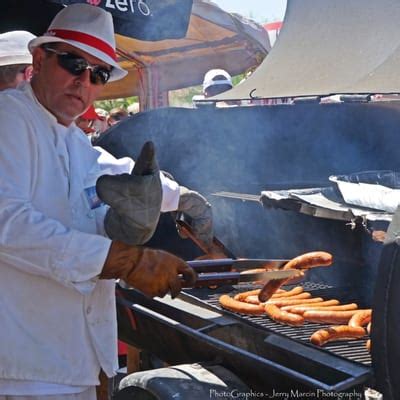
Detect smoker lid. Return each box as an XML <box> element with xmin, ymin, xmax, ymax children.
<box><xmin>330</xmin><ymin>171</ymin><xmax>400</xmax><ymax>213</ymax></box>
<box><xmin>214</xmin><ymin>0</ymin><xmax>400</xmax><ymax>101</ymax></box>
<box><xmin>260</xmin><ymin>186</ymin><xmax>393</xmax><ymax>223</ymax></box>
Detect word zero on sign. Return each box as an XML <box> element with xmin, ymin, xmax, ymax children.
<box><xmin>103</xmin><ymin>0</ymin><xmax>151</xmax><ymax>16</ymax></box>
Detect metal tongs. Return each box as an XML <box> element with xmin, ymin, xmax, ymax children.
<box><xmin>187</xmin><ymin>261</ymin><xmax>300</xmax><ymax>287</ymax></box>
<box><xmin>176</xmin><ymin>220</ymin><xmax>298</xmax><ymax>287</ymax></box>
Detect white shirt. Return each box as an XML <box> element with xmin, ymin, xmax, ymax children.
<box><xmin>0</xmin><ymin>82</ymin><xmax>178</xmax><ymax>394</ymax></box>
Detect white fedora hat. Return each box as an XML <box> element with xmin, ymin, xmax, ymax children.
<box><xmin>0</xmin><ymin>31</ymin><xmax>36</xmax><ymax>67</ymax></box>
<box><xmin>28</xmin><ymin>4</ymin><xmax>127</xmax><ymax>82</ymax></box>
<box><xmin>203</xmin><ymin>69</ymin><xmax>233</xmax><ymax>92</ymax></box>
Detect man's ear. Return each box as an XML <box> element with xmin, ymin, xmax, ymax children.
<box><xmin>31</xmin><ymin>47</ymin><xmax>45</xmax><ymax>75</ymax></box>
<box><xmin>23</xmin><ymin>65</ymin><xmax>34</xmax><ymax>82</ymax></box>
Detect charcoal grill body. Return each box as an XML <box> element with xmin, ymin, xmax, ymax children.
<box><xmin>116</xmin><ymin>286</ymin><xmax>371</xmax><ymax>394</ymax></box>
<box><xmin>96</xmin><ymin>101</ymin><xmax>398</xmax><ymax>395</ymax></box>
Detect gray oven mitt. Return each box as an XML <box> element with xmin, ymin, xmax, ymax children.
<box><xmin>96</xmin><ymin>141</ymin><xmax>162</xmax><ymax>245</ymax></box>
<box><xmin>177</xmin><ymin>186</ymin><xmax>213</xmax><ymax>246</ymax></box>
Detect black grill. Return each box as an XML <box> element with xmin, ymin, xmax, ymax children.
<box><xmin>181</xmin><ymin>281</ymin><xmax>371</xmax><ymax>366</ymax></box>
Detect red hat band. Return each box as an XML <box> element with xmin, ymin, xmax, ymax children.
<box><xmin>47</xmin><ymin>29</ymin><xmax>117</xmax><ymax>61</ymax></box>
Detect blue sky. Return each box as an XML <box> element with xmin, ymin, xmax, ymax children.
<box><xmin>211</xmin><ymin>0</ymin><xmax>287</xmax><ymax>23</ymax></box>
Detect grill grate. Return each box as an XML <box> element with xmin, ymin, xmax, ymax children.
<box><xmin>182</xmin><ymin>282</ymin><xmax>371</xmax><ymax>366</ymax></box>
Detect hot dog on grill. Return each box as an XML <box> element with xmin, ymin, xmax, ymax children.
<box><xmin>267</xmin><ymin>297</ymin><xmax>324</xmax><ymax>307</ymax></box>
<box><xmin>270</xmin><ymin>286</ymin><xmax>304</xmax><ymax>298</ymax></box>
<box><xmin>310</xmin><ymin>326</ymin><xmax>366</xmax><ymax>346</ymax></box>
<box><xmin>234</xmin><ymin>287</ymin><xmax>300</xmax><ymax>303</ymax></box>
<box><xmin>258</xmin><ymin>277</ymin><xmax>291</xmax><ymax>303</ymax></box>
<box><xmin>264</xmin><ymin>304</ymin><xmax>304</xmax><ymax>326</ymax></box>
<box><xmin>258</xmin><ymin>272</ymin><xmax>305</xmax><ymax>302</ymax></box>
<box><xmin>304</xmin><ymin>309</ymin><xmax>369</xmax><ymax>325</ymax></box>
<box><xmin>219</xmin><ymin>294</ymin><xmax>265</xmax><ymax>315</ymax></box>
<box><xmin>233</xmin><ymin>289</ymin><xmax>261</xmax><ymax>302</ymax></box>
<box><xmin>258</xmin><ymin>251</ymin><xmax>332</xmax><ymax>302</ymax></box>
<box><xmin>245</xmin><ymin>292</ymin><xmax>312</xmax><ymax>305</ymax></box>
<box><xmin>282</xmin><ymin>302</ymin><xmax>355</xmax><ymax>314</ymax></box>
<box><xmin>282</xmin><ymin>251</ymin><xmax>333</xmax><ymax>270</ymax></box>
<box><xmin>348</xmin><ymin>309</ymin><xmax>372</xmax><ymax>328</ymax></box>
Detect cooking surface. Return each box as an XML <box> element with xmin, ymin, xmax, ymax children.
<box><xmin>181</xmin><ymin>281</ymin><xmax>371</xmax><ymax>366</ymax></box>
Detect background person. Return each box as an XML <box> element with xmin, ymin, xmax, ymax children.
<box><xmin>127</xmin><ymin>102</ymin><xmax>140</xmax><ymax>115</ymax></box>
<box><xmin>0</xmin><ymin>5</ymin><xmax>196</xmax><ymax>400</ymax></box>
<box><xmin>0</xmin><ymin>30</ymin><xmax>36</xmax><ymax>90</ymax></box>
<box><xmin>107</xmin><ymin>106</ymin><xmax>129</xmax><ymax>126</ymax></box>
<box><xmin>202</xmin><ymin>68</ymin><xmax>233</xmax><ymax>98</ymax></box>
<box><xmin>76</xmin><ymin>104</ymin><xmax>108</xmax><ymax>143</ymax></box>
<box><xmin>76</xmin><ymin>104</ymin><xmax>101</xmax><ymax>135</ymax></box>
<box><xmin>192</xmin><ymin>68</ymin><xmax>236</xmax><ymax>107</ymax></box>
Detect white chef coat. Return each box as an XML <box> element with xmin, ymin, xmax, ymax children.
<box><xmin>0</xmin><ymin>82</ymin><xmax>179</xmax><ymax>390</ymax></box>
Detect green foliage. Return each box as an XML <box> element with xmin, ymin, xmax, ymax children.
<box><xmin>169</xmin><ymin>85</ymin><xmax>202</xmax><ymax>108</ymax></box>
<box><xmin>94</xmin><ymin>96</ymin><xmax>139</xmax><ymax>112</ymax></box>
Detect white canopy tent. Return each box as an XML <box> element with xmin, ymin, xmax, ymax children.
<box><xmin>215</xmin><ymin>0</ymin><xmax>400</xmax><ymax>101</ymax></box>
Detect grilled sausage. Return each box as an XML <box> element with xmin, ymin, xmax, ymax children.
<box><xmin>233</xmin><ymin>288</ymin><xmax>288</xmax><ymax>302</ymax></box>
<box><xmin>366</xmin><ymin>339</ymin><xmax>371</xmax><ymax>352</ymax></box>
<box><xmin>267</xmin><ymin>297</ymin><xmax>324</xmax><ymax>307</ymax></box>
<box><xmin>348</xmin><ymin>309</ymin><xmax>372</xmax><ymax>328</ymax></box>
<box><xmin>233</xmin><ymin>289</ymin><xmax>261</xmax><ymax>302</ymax></box>
<box><xmin>283</xmin><ymin>302</ymin><xmax>355</xmax><ymax>314</ymax></box>
<box><xmin>258</xmin><ymin>271</ymin><xmax>305</xmax><ymax>302</ymax></box>
<box><xmin>264</xmin><ymin>304</ymin><xmax>304</xmax><ymax>326</ymax></box>
<box><xmin>245</xmin><ymin>292</ymin><xmax>312</xmax><ymax>305</ymax></box>
<box><xmin>270</xmin><ymin>286</ymin><xmax>304</xmax><ymax>298</ymax></box>
<box><xmin>219</xmin><ymin>295</ymin><xmax>265</xmax><ymax>315</ymax></box>
<box><xmin>304</xmin><ymin>309</ymin><xmax>368</xmax><ymax>324</ymax></box>
<box><xmin>258</xmin><ymin>277</ymin><xmax>290</xmax><ymax>302</ymax></box>
<box><xmin>243</xmin><ymin>295</ymin><xmax>263</xmax><ymax>305</ymax></box>
<box><xmin>310</xmin><ymin>326</ymin><xmax>366</xmax><ymax>346</ymax></box>
<box><xmin>367</xmin><ymin>322</ymin><xmax>371</xmax><ymax>335</ymax></box>
<box><xmin>282</xmin><ymin>251</ymin><xmax>333</xmax><ymax>270</ymax></box>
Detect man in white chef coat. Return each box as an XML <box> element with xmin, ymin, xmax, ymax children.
<box><xmin>0</xmin><ymin>4</ymin><xmax>212</xmax><ymax>400</ymax></box>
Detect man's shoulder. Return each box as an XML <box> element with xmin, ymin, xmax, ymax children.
<box><xmin>0</xmin><ymin>87</ymin><xmax>40</xmax><ymax>128</ymax></box>
<box><xmin>0</xmin><ymin>87</ymin><xmax>31</xmax><ymax>109</ymax></box>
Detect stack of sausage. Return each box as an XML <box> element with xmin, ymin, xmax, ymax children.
<box><xmin>218</xmin><ymin>251</ymin><xmax>372</xmax><ymax>351</ymax></box>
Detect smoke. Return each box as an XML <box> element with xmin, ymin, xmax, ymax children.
<box><xmin>96</xmin><ymin>101</ymin><xmax>400</xmax><ymax>292</ymax></box>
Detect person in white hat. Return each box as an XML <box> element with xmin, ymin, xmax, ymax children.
<box><xmin>0</xmin><ymin>30</ymin><xmax>36</xmax><ymax>90</ymax></box>
<box><xmin>202</xmin><ymin>68</ymin><xmax>233</xmax><ymax>98</ymax></box>
<box><xmin>192</xmin><ymin>68</ymin><xmax>235</xmax><ymax>107</ymax></box>
<box><xmin>0</xmin><ymin>4</ymin><xmax>197</xmax><ymax>400</ymax></box>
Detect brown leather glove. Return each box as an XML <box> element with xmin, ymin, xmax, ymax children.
<box><xmin>100</xmin><ymin>241</ymin><xmax>197</xmax><ymax>298</ymax></box>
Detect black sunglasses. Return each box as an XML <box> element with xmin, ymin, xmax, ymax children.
<box><xmin>43</xmin><ymin>46</ymin><xmax>112</xmax><ymax>85</ymax></box>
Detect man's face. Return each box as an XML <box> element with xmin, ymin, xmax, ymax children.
<box><xmin>31</xmin><ymin>43</ymin><xmax>111</xmax><ymax>126</ymax></box>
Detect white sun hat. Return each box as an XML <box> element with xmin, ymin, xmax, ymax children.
<box><xmin>202</xmin><ymin>69</ymin><xmax>233</xmax><ymax>92</ymax></box>
<box><xmin>0</xmin><ymin>31</ymin><xmax>36</xmax><ymax>66</ymax></box>
<box><xmin>28</xmin><ymin>3</ymin><xmax>127</xmax><ymax>82</ymax></box>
